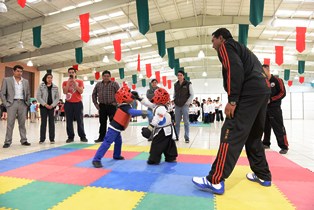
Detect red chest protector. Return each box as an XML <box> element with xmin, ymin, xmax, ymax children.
<box><xmin>113</xmin><ymin>108</ymin><xmax>131</xmax><ymax>129</ymax></box>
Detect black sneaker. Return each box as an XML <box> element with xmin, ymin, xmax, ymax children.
<box><xmin>92</xmin><ymin>161</ymin><xmax>103</xmax><ymax>168</ymax></box>
<box><xmin>279</xmin><ymin>149</ymin><xmax>288</xmax><ymax>154</ymax></box>
<box><xmin>39</xmin><ymin>141</ymin><xmax>44</xmax><ymax>144</ymax></box>
<box><xmin>21</xmin><ymin>142</ymin><xmax>31</xmax><ymax>146</ymax></box>
<box><xmin>66</xmin><ymin>138</ymin><xmax>74</xmax><ymax>143</ymax></box>
<box><xmin>147</xmin><ymin>160</ymin><xmax>159</xmax><ymax>165</ymax></box>
<box><xmin>3</xmin><ymin>144</ymin><xmax>10</xmax><ymax>148</ymax></box>
<box><xmin>113</xmin><ymin>156</ymin><xmax>125</xmax><ymax>160</ymax></box>
<box><xmin>80</xmin><ymin>138</ymin><xmax>88</xmax><ymax>142</ymax></box>
<box><xmin>263</xmin><ymin>145</ymin><xmax>270</xmax><ymax>149</ymax></box>
<box><xmin>50</xmin><ymin>141</ymin><xmax>55</xmax><ymax>144</ymax></box>
<box><xmin>185</xmin><ymin>139</ymin><xmax>190</xmax><ymax>143</ymax></box>
<box><xmin>94</xmin><ymin>139</ymin><xmax>103</xmax><ymax>143</ymax></box>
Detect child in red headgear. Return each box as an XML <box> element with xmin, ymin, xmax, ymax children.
<box><xmin>133</xmin><ymin>88</ymin><xmax>178</xmax><ymax>165</ymax></box>
<box><xmin>92</xmin><ymin>85</ymin><xmax>152</xmax><ymax>168</ymax></box>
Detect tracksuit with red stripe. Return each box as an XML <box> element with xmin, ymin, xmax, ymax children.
<box><xmin>263</xmin><ymin>75</ymin><xmax>289</xmax><ymax>150</ymax></box>
<box><xmin>206</xmin><ymin>38</ymin><xmax>272</xmax><ymax>184</ymax></box>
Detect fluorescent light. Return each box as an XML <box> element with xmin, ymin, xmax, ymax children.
<box><xmin>66</xmin><ymin>22</ymin><xmax>80</xmax><ymax>28</ymax></box>
<box><xmin>27</xmin><ymin>0</ymin><xmax>41</xmax><ymax>3</ymax></box>
<box><xmin>109</xmin><ymin>11</ymin><xmax>124</xmax><ymax>18</ymax></box>
<box><xmin>106</xmin><ymin>26</ymin><xmax>120</xmax><ymax>32</ymax></box>
<box><xmin>120</xmin><ymin>23</ymin><xmax>133</xmax><ymax>29</ymax></box>
<box><xmin>90</xmin><ymin>29</ymin><xmax>106</xmax><ymax>36</ymax></box>
<box><xmin>93</xmin><ymin>15</ymin><xmax>109</xmax><ymax>21</ymax></box>
<box><xmin>131</xmin><ymin>47</ymin><xmax>141</xmax><ymax>50</ymax></box>
<box><xmin>272</xmin><ymin>18</ymin><xmax>309</xmax><ymax>27</ymax></box>
<box><xmin>142</xmin><ymin>44</ymin><xmax>152</xmax><ymax>48</ymax></box>
<box><xmin>47</xmin><ymin>11</ymin><xmax>60</xmax><ymax>16</ymax></box>
<box><xmin>27</xmin><ymin>60</ymin><xmax>33</xmax><ymax>67</ymax></box>
<box><xmin>61</xmin><ymin>6</ymin><xmax>76</xmax><ymax>12</ymax></box>
<box><xmin>17</xmin><ymin>41</ymin><xmax>24</xmax><ymax>49</ymax></box>
<box><xmin>0</xmin><ymin>0</ymin><xmax>8</xmax><ymax>13</ymax></box>
<box><xmin>77</xmin><ymin>1</ymin><xmax>93</xmax><ymax>7</ymax></box>
<box><xmin>103</xmin><ymin>45</ymin><xmax>113</xmax><ymax>49</ymax></box>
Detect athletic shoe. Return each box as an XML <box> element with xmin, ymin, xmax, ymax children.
<box><xmin>92</xmin><ymin>161</ymin><xmax>103</xmax><ymax>168</ymax></box>
<box><xmin>192</xmin><ymin>177</ymin><xmax>225</xmax><ymax>195</ymax></box>
<box><xmin>246</xmin><ymin>173</ymin><xmax>271</xmax><ymax>187</ymax></box>
<box><xmin>279</xmin><ymin>149</ymin><xmax>288</xmax><ymax>154</ymax></box>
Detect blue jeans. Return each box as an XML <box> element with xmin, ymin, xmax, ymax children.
<box><xmin>174</xmin><ymin>104</ymin><xmax>190</xmax><ymax>140</ymax></box>
<box><xmin>93</xmin><ymin>127</ymin><xmax>122</xmax><ymax>162</ymax></box>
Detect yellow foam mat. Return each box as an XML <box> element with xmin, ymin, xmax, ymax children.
<box><xmin>216</xmin><ymin>166</ymin><xmax>294</xmax><ymax>210</ymax></box>
<box><xmin>0</xmin><ymin>208</ymin><xmax>11</xmax><ymax>210</ymax></box>
<box><xmin>51</xmin><ymin>187</ymin><xmax>145</xmax><ymax>210</ymax></box>
<box><xmin>0</xmin><ymin>176</ymin><xmax>33</xmax><ymax>194</ymax></box>
<box><xmin>178</xmin><ymin>148</ymin><xmax>247</xmax><ymax>157</ymax></box>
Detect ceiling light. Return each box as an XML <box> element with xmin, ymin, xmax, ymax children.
<box><xmin>17</xmin><ymin>41</ymin><xmax>24</xmax><ymax>49</ymax></box>
<box><xmin>27</xmin><ymin>0</ymin><xmax>42</xmax><ymax>3</ymax></box>
<box><xmin>198</xmin><ymin>50</ymin><xmax>205</xmax><ymax>58</ymax></box>
<box><xmin>0</xmin><ymin>0</ymin><xmax>8</xmax><ymax>13</ymax></box>
<box><xmin>102</xmin><ymin>55</ymin><xmax>109</xmax><ymax>63</ymax></box>
<box><xmin>27</xmin><ymin>60</ymin><xmax>33</xmax><ymax>67</ymax></box>
<box><xmin>202</xmin><ymin>71</ymin><xmax>207</xmax><ymax>77</ymax></box>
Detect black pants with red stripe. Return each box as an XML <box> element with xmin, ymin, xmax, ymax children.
<box><xmin>206</xmin><ymin>94</ymin><xmax>272</xmax><ymax>184</ymax></box>
<box><xmin>262</xmin><ymin>106</ymin><xmax>289</xmax><ymax>150</ymax></box>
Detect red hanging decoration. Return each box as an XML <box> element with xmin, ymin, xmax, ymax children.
<box><xmin>275</xmin><ymin>46</ymin><xmax>284</xmax><ymax>66</ymax></box>
<box><xmin>137</xmin><ymin>54</ymin><xmax>141</xmax><ymax>72</ymax></box>
<box><xmin>146</xmin><ymin>64</ymin><xmax>152</xmax><ymax>78</ymax></box>
<box><xmin>288</xmin><ymin>80</ymin><xmax>293</xmax><ymax>87</ymax></box>
<box><xmin>79</xmin><ymin>13</ymin><xmax>90</xmax><ymax>43</ymax></box>
<box><xmin>122</xmin><ymin>81</ymin><xmax>127</xmax><ymax>87</ymax></box>
<box><xmin>95</xmin><ymin>72</ymin><xmax>100</xmax><ymax>80</ymax></box>
<box><xmin>162</xmin><ymin>76</ymin><xmax>167</xmax><ymax>87</ymax></box>
<box><xmin>155</xmin><ymin>71</ymin><xmax>161</xmax><ymax>83</ymax></box>
<box><xmin>72</xmin><ymin>65</ymin><xmax>78</xmax><ymax>70</ymax></box>
<box><xmin>132</xmin><ymin>84</ymin><xmax>136</xmax><ymax>90</ymax></box>
<box><xmin>167</xmin><ymin>80</ymin><xmax>172</xmax><ymax>89</ymax></box>
<box><xmin>113</xmin><ymin>40</ymin><xmax>121</xmax><ymax>61</ymax></box>
<box><xmin>299</xmin><ymin>76</ymin><xmax>304</xmax><ymax>84</ymax></box>
<box><xmin>17</xmin><ymin>0</ymin><xmax>26</xmax><ymax>8</ymax></box>
<box><xmin>296</xmin><ymin>27</ymin><xmax>307</xmax><ymax>53</ymax></box>
<box><xmin>111</xmin><ymin>77</ymin><xmax>115</xmax><ymax>81</ymax></box>
<box><xmin>264</xmin><ymin>58</ymin><xmax>270</xmax><ymax>66</ymax></box>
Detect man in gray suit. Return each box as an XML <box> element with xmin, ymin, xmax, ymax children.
<box><xmin>1</xmin><ymin>65</ymin><xmax>31</xmax><ymax>148</ymax></box>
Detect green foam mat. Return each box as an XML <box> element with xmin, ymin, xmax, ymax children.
<box><xmin>59</xmin><ymin>143</ymin><xmax>93</xmax><ymax>149</ymax></box>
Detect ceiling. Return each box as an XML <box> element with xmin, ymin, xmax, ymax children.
<box><xmin>0</xmin><ymin>0</ymin><xmax>314</xmax><ymax>83</ymax></box>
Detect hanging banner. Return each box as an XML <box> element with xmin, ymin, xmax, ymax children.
<box><xmin>264</xmin><ymin>58</ymin><xmax>270</xmax><ymax>66</ymax></box>
<box><xmin>238</xmin><ymin>24</ymin><xmax>249</xmax><ymax>46</ymax></box>
<box><xmin>146</xmin><ymin>64</ymin><xmax>152</xmax><ymax>78</ymax></box>
<box><xmin>79</xmin><ymin>13</ymin><xmax>90</xmax><ymax>43</ymax></box>
<box><xmin>113</xmin><ymin>39</ymin><xmax>121</xmax><ymax>61</ymax></box>
<box><xmin>33</xmin><ymin>26</ymin><xmax>42</xmax><ymax>48</ymax></box>
<box><xmin>72</xmin><ymin>65</ymin><xmax>78</xmax><ymax>71</ymax></box>
<box><xmin>142</xmin><ymin>79</ymin><xmax>146</xmax><ymax>87</ymax></box>
<box><xmin>249</xmin><ymin>0</ymin><xmax>264</xmax><ymax>27</ymax></box>
<box><xmin>132</xmin><ymin>74</ymin><xmax>137</xmax><ymax>84</ymax></box>
<box><xmin>167</xmin><ymin>80</ymin><xmax>172</xmax><ymax>89</ymax></box>
<box><xmin>298</xmin><ymin>60</ymin><xmax>305</xmax><ymax>74</ymax></box>
<box><xmin>119</xmin><ymin>68</ymin><xmax>124</xmax><ymax>79</ymax></box>
<box><xmin>288</xmin><ymin>80</ymin><xmax>293</xmax><ymax>87</ymax></box>
<box><xmin>275</xmin><ymin>46</ymin><xmax>283</xmax><ymax>66</ymax></box>
<box><xmin>156</xmin><ymin>31</ymin><xmax>166</xmax><ymax>57</ymax></box>
<box><xmin>132</xmin><ymin>84</ymin><xmax>136</xmax><ymax>90</ymax></box>
<box><xmin>167</xmin><ymin>48</ymin><xmax>175</xmax><ymax>69</ymax></box>
<box><xmin>137</xmin><ymin>54</ymin><xmax>141</xmax><ymax>72</ymax></box>
<box><xmin>95</xmin><ymin>72</ymin><xmax>100</xmax><ymax>80</ymax></box>
<box><xmin>17</xmin><ymin>0</ymin><xmax>26</xmax><ymax>8</ymax></box>
<box><xmin>136</xmin><ymin>0</ymin><xmax>149</xmax><ymax>35</ymax></box>
<box><xmin>299</xmin><ymin>76</ymin><xmax>304</xmax><ymax>84</ymax></box>
<box><xmin>90</xmin><ymin>80</ymin><xmax>94</xmax><ymax>85</ymax></box>
<box><xmin>162</xmin><ymin>76</ymin><xmax>167</xmax><ymax>87</ymax></box>
<box><xmin>155</xmin><ymin>71</ymin><xmax>161</xmax><ymax>83</ymax></box>
<box><xmin>75</xmin><ymin>47</ymin><xmax>83</xmax><ymax>64</ymax></box>
<box><xmin>296</xmin><ymin>27</ymin><xmax>307</xmax><ymax>53</ymax></box>
<box><xmin>284</xmin><ymin>69</ymin><xmax>290</xmax><ymax>81</ymax></box>
<box><xmin>111</xmin><ymin>77</ymin><xmax>115</xmax><ymax>81</ymax></box>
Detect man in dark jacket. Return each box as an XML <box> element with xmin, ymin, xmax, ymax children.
<box><xmin>192</xmin><ymin>28</ymin><xmax>272</xmax><ymax>195</ymax></box>
<box><xmin>262</xmin><ymin>64</ymin><xmax>289</xmax><ymax>154</ymax></box>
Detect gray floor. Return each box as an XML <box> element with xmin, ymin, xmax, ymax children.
<box><xmin>0</xmin><ymin>118</ymin><xmax>313</xmax><ymax>172</ymax></box>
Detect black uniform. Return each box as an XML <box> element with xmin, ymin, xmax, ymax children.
<box><xmin>262</xmin><ymin>75</ymin><xmax>289</xmax><ymax>150</ymax></box>
<box><xmin>206</xmin><ymin>38</ymin><xmax>272</xmax><ymax>184</ymax></box>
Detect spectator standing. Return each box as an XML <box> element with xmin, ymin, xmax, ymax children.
<box><xmin>92</xmin><ymin>71</ymin><xmax>120</xmax><ymax>143</ymax></box>
<box><xmin>62</xmin><ymin>67</ymin><xmax>88</xmax><ymax>143</ymax></box>
<box><xmin>173</xmin><ymin>70</ymin><xmax>194</xmax><ymax>143</ymax></box>
<box><xmin>37</xmin><ymin>73</ymin><xmax>60</xmax><ymax>144</ymax></box>
<box><xmin>146</xmin><ymin>79</ymin><xmax>159</xmax><ymax>123</ymax></box>
<box><xmin>1</xmin><ymin>65</ymin><xmax>31</xmax><ymax>148</ymax></box>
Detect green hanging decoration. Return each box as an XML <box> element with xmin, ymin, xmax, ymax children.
<box><xmin>284</xmin><ymin>69</ymin><xmax>290</xmax><ymax>81</ymax></box>
<box><xmin>156</xmin><ymin>31</ymin><xmax>166</xmax><ymax>58</ymax></box>
<box><xmin>75</xmin><ymin>47</ymin><xmax>83</xmax><ymax>64</ymax></box>
<box><xmin>167</xmin><ymin>48</ymin><xmax>175</xmax><ymax>69</ymax></box>
<box><xmin>90</xmin><ymin>80</ymin><xmax>94</xmax><ymax>85</ymax></box>
<box><xmin>142</xmin><ymin>79</ymin><xmax>146</xmax><ymax>87</ymax></box>
<box><xmin>32</xmin><ymin>25</ymin><xmax>42</xmax><ymax>48</ymax></box>
<box><xmin>238</xmin><ymin>24</ymin><xmax>249</xmax><ymax>46</ymax></box>
<box><xmin>136</xmin><ymin>0</ymin><xmax>149</xmax><ymax>35</ymax></box>
<box><xmin>298</xmin><ymin>60</ymin><xmax>305</xmax><ymax>74</ymax></box>
<box><xmin>174</xmin><ymin>59</ymin><xmax>180</xmax><ymax>76</ymax></box>
<box><xmin>186</xmin><ymin>76</ymin><xmax>190</xmax><ymax>82</ymax></box>
<box><xmin>119</xmin><ymin>68</ymin><xmax>125</xmax><ymax>79</ymax></box>
<box><xmin>132</xmin><ymin>74</ymin><xmax>137</xmax><ymax>84</ymax></box>
<box><xmin>249</xmin><ymin>0</ymin><xmax>264</xmax><ymax>27</ymax></box>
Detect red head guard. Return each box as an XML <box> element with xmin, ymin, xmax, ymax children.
<box><xmin>115</xmin><ymin>86</ymin><xmax>134</xmax><ymax>103</ymax></box>
<box><xmin>151</xmin><ymin>88</ymin><xmax>170</xmax><ymax>105</ymax></box>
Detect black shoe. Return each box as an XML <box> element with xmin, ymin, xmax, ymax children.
<box><xmin>80</xmin><ymin>138</ymin><xmax>88</xmax><ymax>142</ymax></box>
<box><xmin>165</xmin><ymin>159</ymin><xmax>177</xmax><ymax>163</ymax></box>
<box><xmin>147</xmin><ymin>160</ymin><xmax>159</xmax><ymax>165</ymax></box>
<box><xmin>66</xmin><ymin>138</ymin><xmax>74</xmax><ymax>143</ymax></box>
<box><xmin>50</xmin><ymin>141</ymin><xmax>55</xmax><ymax>144</ymax></box>
<box><xmin>94</xmin><ymin>139</ymin><xmax>103</xmax><ymax>143</ymax></box>
<box><xmin>279</xmin><ymin>149</ymin><xmax>288</xmax><ymax>154</ymax></box>
<box><xmin>185</xmin><ymin>139</ymin><xmax>190</xmax><ymax>143</ymax></box>
<box><xmin>3</xmin><ymin>144</ymin><xmax>10</xmax><ymax>148</ymax></box>
<box><xmin>21</xmin><ymin>142</ymin><xmax>31</xmax><ymax>146</ymax></box>
<box><xmin>92</xmin><ymin>161</ymin><xmax>103</xmax><ymax>168</ymax></box>
<box><xmin>113</xmin><ymin>156</ymin><xmax>125</xmax><ymax>160</ymax></box>
<box><xmin>174</xmin><ymin>138</ymin><xmax>179</xmax><ymax>141</ymax></box>
<box><xmin>263</xmin><ymin>145</ymin><xmax>270</xmax><ymax>149</ymax></box>
<box><xmin>39</xmin><ymin>141</ymin><xmax>44</xmax><ymax>144</ymax></box>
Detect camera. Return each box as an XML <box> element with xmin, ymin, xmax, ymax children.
<box><xmin>69</xmin><ymin>75</ymin><xmax>74</xmax><ymax>79</ymax></box>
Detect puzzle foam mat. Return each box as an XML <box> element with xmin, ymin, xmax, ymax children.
<box><xmin>0</xmin><ymin>144</ymin><xmax>313</xmax><ymax>210</ymax></box>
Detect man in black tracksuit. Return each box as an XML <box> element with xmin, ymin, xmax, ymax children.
<box><xmin>262</xmin><ymin>64</ymin><xmax>289</xmax><ymax>154</ymax></box>
<box><xmin>192</xmin><ymin>28</ymin><xmax>272</xmax><ymax>195</ymax></box>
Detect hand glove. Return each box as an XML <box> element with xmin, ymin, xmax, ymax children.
<box><xmin>141</xmin><ymin>110</ymin><xmax>152</xmax><ymax>119</ymax></box>
<box><xmin>131</xmin><ymin>91</ymin><xmax>142</xmax><ymax>101</ymax></box>
<box><xmin>141</xmin><ymin>124</ymin><xmax>154</xmax><ymax>139</ymax></box>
